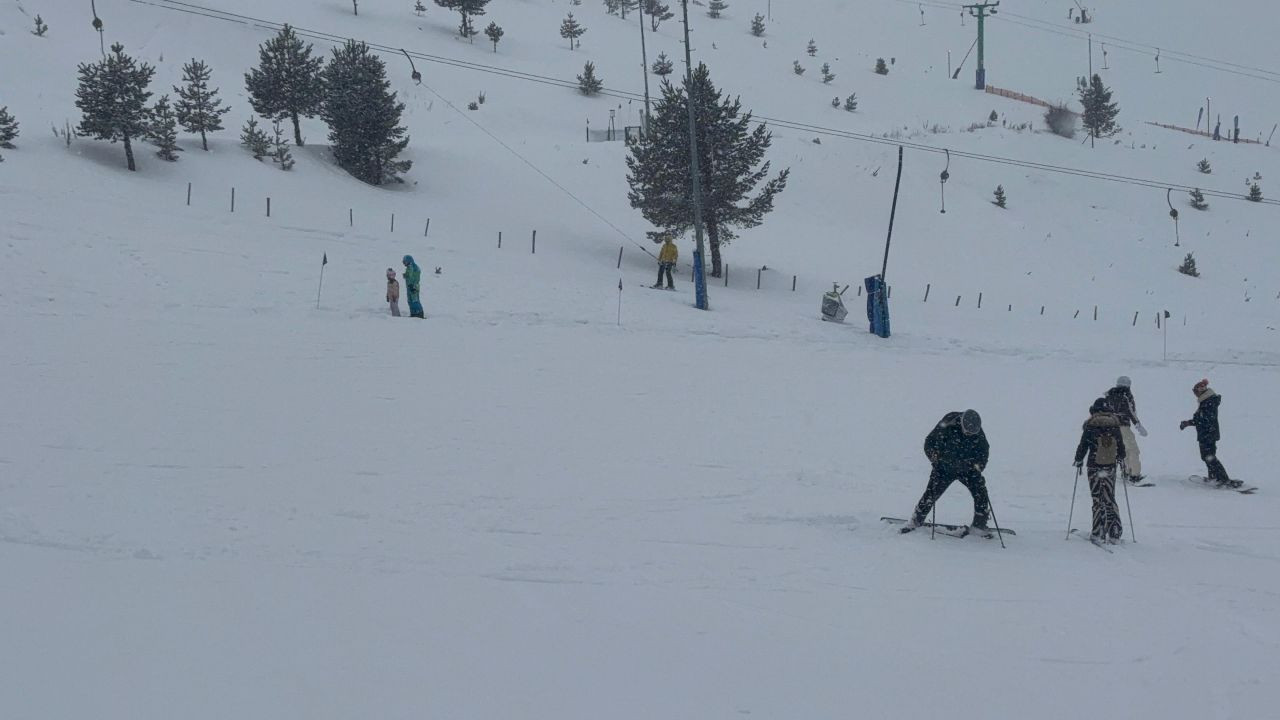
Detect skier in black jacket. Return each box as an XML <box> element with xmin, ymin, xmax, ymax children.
<box><xmin>1180</xmin><ymin>378</ymin><xmax>1238</xmax><ymax>487</ymax></box>
<box><xmin>904</xmin><ymin>409</ymin><xmax>991</xmax><ymax>531</ymax></box>
<box><xmin>1074</xmin><ymin>398</ymin><xmax>1127</xmax><ymax>542</ymax></box>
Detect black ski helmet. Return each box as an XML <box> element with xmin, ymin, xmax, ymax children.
<box><xmin>960</xmin><ymin>409</ymin><xmax>982</xmax><ymax>436</ymax></box>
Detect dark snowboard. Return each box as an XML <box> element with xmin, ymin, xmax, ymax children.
<box><xmin>1188</xmin><ymin>475</ymin><xmax>1257</xmax><ymax>494</ymax></box>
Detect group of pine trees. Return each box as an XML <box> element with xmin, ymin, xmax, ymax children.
<box><xmin>71</xmin><ymin>27</ymin><xmax>410</xmax><ymax>184</ymax></box>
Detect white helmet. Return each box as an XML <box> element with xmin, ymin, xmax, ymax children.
<box><xmin>1116</xmin><ymin>376</ymin><xmax>1132</xmax><ymax>388</ymax></box>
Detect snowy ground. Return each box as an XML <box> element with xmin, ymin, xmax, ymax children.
<box><xmin>3</xmin><ymin>0</ymin><xmax>1280</xmax><ymax>718</ymax></box>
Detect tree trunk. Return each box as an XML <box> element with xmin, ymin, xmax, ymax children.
<box><xmin>291</xmin><ymin>112</ymin><xmax>303</xmax><ymax>147</ymax></box>
<box><xmin>123</xmin><ymin>132</ymin><xmax>136</xmax><ymax>171</ymax></box>
<box><xmin>706</xmin><ymin>219</ymin><xmax>723</xmax><ymax>277</ymax></box>
<box><xmin>200</xmin><ymin>128</ymin><xmax>208</xmax><ymax>151</ymax></box>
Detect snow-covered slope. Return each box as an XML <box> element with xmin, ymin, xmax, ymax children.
<box><xmin>2</xmin><ymin>1</ymin><xmax>1280</xmax><ymax>718</ymax></box>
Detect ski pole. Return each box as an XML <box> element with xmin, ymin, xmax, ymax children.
<box><xmin>985</xmin><ymin>479</ymin><xmax>1007</xmax><ymax>549</ymax></box>
<box><xmin>1120</xmin><ymin>465</ymin><xmax>1136</xmax><ymax>543</ymax></box>
<box><xmin>931</xmin><ymin>501</ymin><xmax>937</xmax><ymax>541</ymax></box>
<box><xmin>1066</xmin><ymin>465</ymin><xmax>1081</xmax><ymax>540</ymax></box>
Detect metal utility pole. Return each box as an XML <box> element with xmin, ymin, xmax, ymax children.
<box><xmin>680</xmin><ymin>0</ymin><xmax>709</xmax><ymax>310</ymax></box>
<box><xmin>638</xmin><ymin>0</ymin><xmax>653</xmax><ymax>135</ymax></box>
<box><xmin>963</xmin><ymin>1</ymin><xmax>999</xmax><ymax>90</ymax></box>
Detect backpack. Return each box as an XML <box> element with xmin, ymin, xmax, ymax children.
<box><xmin>1095</xmin><ymin>431</ymin><xmax>1118</xmax><ymax>465</ymax></box>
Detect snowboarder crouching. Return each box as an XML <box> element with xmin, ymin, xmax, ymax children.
<box><xmin>1074</xmin><ymin>398</ymin><xmax>1127</xmax><ymax>542</ymax></box>
<box><xmin>386</xmin><ymin>268</ymin><xmax>401</xmax><ymax>317</ymax></box>
<box><xmin>403</xmin><ymin>255</ymin><xmax>424</xmax><ymax>319</ymax></box>
<box><xmin>653</xmin><ymin>236</ymin><xmax>678</xmax><ymax>290</ymax></box>
<box><xmin>1180</xmin><ymin>379</ymin><xmax>1237</xmax><ymax>487</ymax></box>
<box><xmin>904</xmin><ymin>409</ymin><xmax>991</xmax><ymax>532</ymax></box>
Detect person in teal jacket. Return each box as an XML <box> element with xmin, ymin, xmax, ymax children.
<box><xmin>402</xmin><ymin>255</ymin><xmax>424</xmax><ymax>318</ymax></box>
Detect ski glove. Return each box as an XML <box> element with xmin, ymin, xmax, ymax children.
<box><xmin>1073</xmin><ymin>460</ymin><xmax>1083</xmax><ymax>469</ymax></box>
<box><xmin>1179</xmin><ymin>420</ymin><xmax>1190</xmax><ymax>430</ymax></box>
<box><xmin>1136</xmin><ymin>424</ymin><xmax>1148</xmax><ymax>437</ymax></box>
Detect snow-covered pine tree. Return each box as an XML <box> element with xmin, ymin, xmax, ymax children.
<box><xmin>751</xmin><ymin>14</ymin><xmax>765</xmax><ymax>36</ymax></box>
<box><xmin>561</xmin><ymin>13</ymin><xmax>586</xmax><ymax>49</ymax></box>
<box><xmin>821</xmin><ymin>63</ymin><xmax>835</xmax><ymax>84</ymax></box>
<box><xmin>875</xmin><ymin>58</ymin><xmax>889</xmax><ymax>74</ymax></box>
<box><xmin>1078</xmin><ymin>73</ymin><xmax>1120</xmax><ymax>141</ymax></box>
<box><xmin>240</xmin><ymin>116</ymin><xmax>271</xmax><ymax>160</ymax></box>
<box><xmin>603</xmin><ymin>0</ymin><xmax>621</xmax><ymax>15</ymax></box>
<box><xmin>652</xmin><ymin>52</ymin><xmax>674</xmax><ymax>77</ymax></box>
<box><xmin>1248</xmin><ymin>182</ymin><xmax>1263</xmax><ymax>202</ymax></box>
<box><xmin>577</xmin><ymin>62</ymin><xmax>603</xmax><ymax>95</ymax></box>
<box><xmin>807</xmin><ymin>39</ymin><xmax>818</xmax><ymax>56</ymax></box>
<box><xmin>1197</xmin><ymin>158</ymin><xmax>1211</xmax><ymax>174</ymax></box>
<box><xmin>993</xmin><ymin>185</ymin><xmax>1007</xmax><ymax>208</ymax></box>
<box><xmin>644</xmin><ymin>0</ymin><xmax>673</xmax><ymax>31</ymax></box>
<box><xmin>320</xmin><ymin>40</ymin><xmax>412</xmax><ymax>185</ymax></box>
<box><xmin>485</xmin><ymin>22</ymin><xmax>504</xmax><ymax>52</ymax></box>
<box><xmin>830</xmin><ymin>97</ymin><xmax>840</xmax><ymax>108</ymax></box>
<box><xmin>32</xmin><ymin>14</ymin><xmax>48</xmax><ymax>37</ymax></box>
<box><xmin>625</xmin><ymin>63</ymin><xmax>789</xmax><ymax>277</ymax></box>
<box><xmin>793</xmin><ymin>60</ymin><xmax>806</xmax><ymax>76</ymax></box>
<box><xmin>1178</xmin><ymin>252</ymin><xmax>1199</xmax><ymax>277</ymax></box>
<box><xmin>271</xmin><ymin>120</ymin><xmax>294</xmax><ymax>170</ymax></box>
<box><xmin>707</xmin><ymin>0</ymin><xmax>727</xmax><ymax>18</ymax></box>
<box><xmin>844</xmin><ymin>93</ymin><xmax>858</xmax><ymax>112</ymax></box>
<box><xmin>414</xmin><ymin>1</ymin><xmax>426</xmax><ymax>16</ymax></box>
<box><xmin>245</xmin><ymin>25</ymin><xmax>325</xmax><ymax>147</ymax></box>
<box><xmin>0</xmin><ymin>106</ymin><xmax>18</xmax><ymax>149</ymax></box>
<box><xmin>1189</xmin><ymin>188</ymin><xmax>1208</xmax><ymax>210</ymax></box>
<box><xmin>174</xmin><ymin>59</ymin><xmax>230</xmax><ymax>151</ymax></box>
<box><xmin>989</xmin><ymin>109</ymin><xmax>998</xmax><ymax>123</ymax></box>
<box><xmin>147</xmin><ymin>95</ymin><xmax>181</xmax><ymax>161</ymax></box>
<box><xmin>75</xmin><ymin>43</ymin><xmax>156</xmax><ymax>171</ymax></box>
<box><xmin>435</xmin><ymin>0</ymin><xmax>489</xmax><ymax>41</ymax></box>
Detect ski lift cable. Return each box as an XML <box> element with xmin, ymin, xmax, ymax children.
<box><xmin>132</xmin><ymin>0</ymin><xmax>1280</xmax><ymax>209</ymax></box>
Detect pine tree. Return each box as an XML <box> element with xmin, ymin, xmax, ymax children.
<box><xmin>993</xmin><ymin>185</ymin><xmax>1007</xmax><ymax>208</ymax></box>
<box><xmin>652</xmin><ymin>52</ymin><xmax>674</xmax><ymax>77</ymax></box>
<box><xmin>414</xmin><ymin>1</ymin><xmax>426</xmax><ymax>16</ymax></box>
<box><xmin>821</xmin><ymin>63</ymin><xmax>835</xmax><ymax>84</ymax></box>
<box><xmin>271</xmin><ymin>120</ymin><xmax>294</xmax><ymax>170</ymax></box>
<box><xmin>240</xmin><ymin>116</ymin><xmax>271</xmax><ymax>160</ymax></box>
<box><xmin>874</xmin><ymin>58</ymin><xmax>889</xmax><ymax>75</ymax></box>
<box><xmin>1178</xmin><ymin>252</ymin><xmax>1199</xmax><ymax>277</ymax></box>
<box><xmin>751</xmin><ymin>13</ymin><xmax>766</xmax><ymax>37</ymax></box>
<box><xmin>1078</xmin><ymin>73</ymin><xmax>1120</xmax><ymax>141</ymax></box>
<box><xmin>844</xmin><ymin>93</ymin><xmax>858</xmax><ymax>112</ymax></box>
<box><xmin>435</xmin><ymin>0</ymin><xmax>489</xmax><ymax>40</ymax></box>
<box><xmin>1197</xmin><ymin>158</ymin><xmax>1212</xmax><ymax>174</ymax></box>
<box><xmin>75</xmin><ymin>43</ymin><xmax>156</xmax><ymax>172</ymax></box>
<box><xmin>707</xmin><ymin>0</ymin><xmax>727</xmax><ymax>18</ymax></box>
<box><xmin>626</xmin><ymin>64</ymin><xmax>790</xmax><ymax>277</ymax></box>
<box><xmin>485</xmin><ymin>22</ymin><xmax>504</xmax><ymax>52</ymax></box>
<box><xmin>148</xmin><ymin>95</ymin><xmax>181</xmax><ymax>161</ymax></box>
<box><xmin>174</xmin><ymin>59</ymin><xmax>229</xmax><ymax>151</ymax></box>
<box><xmin>604</xmin><ymin>0</ymin><xmax>621</xmax><ymax>15</ymax></box>
<box><xmin>560</xmin><ymin>13</ymin><xmax>586</xmax><ymax>49</ymax></box>
<box><xmin>0</xmin><ymin>106</ymin><xmax>18</xmax><ymax>149</ymax></box>
<box><xmin>644</xmin><ymin>0</ymin><xmax>673</xmax><ymax>31</ymax></box>
<box><xmin>807</xmin><ymin>39</ymin><xmax>818</xmax><ymax>57</ymax></box>
<box><xmin>32</xmin><ymin>14</ymin><xmax>48</xmax><ymax>37</ymax></box>
<box><xmin>320</xmin><ymin>40</ymin><xmax>412</xmax><ymax>185</ymax></box>
<box><xmin>578</xmin><ymin>62</ymin><xmax>603</xmax><ymax>95</ymax></box>
<box><xmin>830</xmin><ymin>97</ymin><xmax>840</xmax><ymax>108</ymax></box>
<box><xmin>989</xmin><ymin>110</ymin><xmax>998</xmax><ymax>123</ymax></box>
<box><xmin>245</xmin><ymin>25</ymin><xmax>326</xmax><ymax>147</ymax></box>
<box><xmin>1248</xmin><ymin>182</ymin><xmax>1263</xmax><ymax>202</ymax></box>
<box><xmin>1189</xmin><ymin>188</ymin><xmax>1208</xmax><ymax>210</ymax></box>
<box><xmin>793</xmin><ymin>60</ymin><xmax>806</xmax><ymax>76</ymax></box>
<box><xmin>619</xmin><ymin>0</ymin><xmax>640</xmax><ymax>20</ymax></box>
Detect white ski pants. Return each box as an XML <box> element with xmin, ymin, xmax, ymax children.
<box><xmin>1119</xmin><ymin>425</ymin><xmax>1142</xmax><ymax>478</ymax></box>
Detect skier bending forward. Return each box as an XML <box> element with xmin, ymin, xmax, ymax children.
<box><xmin>904</xmin><ymin>409</ymin><xmax>991</xmax><ymax>532</ymax></box>
<box><xmin>1074</xmin><ymin>398</ymin><xmax>1127</xmax><ymax>543</ymax></box>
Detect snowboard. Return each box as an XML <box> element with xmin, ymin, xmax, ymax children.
<box><xmin>1188</xmin><ymin>475</ymin><xmax>1257</xmax><ymax>494</ymax></box>
<box><xmin>880</xmin><ymin>516</ymin><xmax>1016</xmax><ymax>539</ymax></box>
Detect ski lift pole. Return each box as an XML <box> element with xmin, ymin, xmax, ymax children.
<box><xmin>939</xmin><ymin>149</ymin><xmax>951</xmax><ymax>214</ymax></box>
<box><xmin>90</xmin><ymin>0</ymin><xmax>106</xmax><ymax>57</ymax></box>
<box><xmin>401</xmin><ymin>49</ymin><xmax>422</xmax><ymax>84</ymax></box>
<box><xmin>881</xmin><ymin>146</ymin><xmax>905</xmax><ymax>284</ymax></box>
<box><xmin>1167</xmin><ymin>189</ymin><xmax>1180</xmax><ymax>247</ymax></box>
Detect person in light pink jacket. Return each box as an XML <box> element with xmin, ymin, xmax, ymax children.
<box><xmin>386</xmin><ymin>268</ymin><xmax>401</xmax><ymax>317</ymax></box>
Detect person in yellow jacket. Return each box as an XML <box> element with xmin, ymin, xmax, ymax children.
<box><xmin>653</xmin><ymin>236</ymin><xmax>678</xmax><ymax>290</ymax></box>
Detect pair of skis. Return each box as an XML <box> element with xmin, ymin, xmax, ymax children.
<box><xmin>880</xmin><ymin>517</ymin><xmax>1016</xmax><ymax>540</ymax></box>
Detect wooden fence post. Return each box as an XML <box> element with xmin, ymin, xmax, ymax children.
<box><xmin>977</xmin><ymin>292</ymin><xmax>983</xmax><ymax>308</ymax></box>
<box><xmin>792</xmin><ymin>275</ymin><xmax>797</xmax><ymax>291</ymax></box>
<box><xmin>1094</xmin><ymin>305</ymin><xmax>1098</xmax><ymax>321</ymax></box>
<box><xmin>955</xmin><ymin>295</ymin><xmax>961</xmax><ymax>306</ymax></box>
<box><xmin>923</xmin><ymin>283</ymin><xmax>930</xmax><ymax>302</ymax></box>
<box><xmin>1133</xmin><ymin>311</ymin><xmax>1139</xmax><ymax>326</ymax></box>
<box><xmin>391</xmin><ymin>214</ymin><xmax>395</xmax><ymax>233</ymax></box>
<box><xmin>531</xmin><ymin>230</ymin><xmax>537</xmax><ymax>254</ymax></box>
<box><xmin>424</xmin><ymin>218</ymin><xmax>431</xmax><ymax>237</ymax></box>
<box><xmin>756</xmin><ymin>268</ymin><xmax>762</xmax><ymax>289</ymax></box>
<box><xmin>616</xmin><ymin>246</ymin><xmax>624</xmax><ymax>269</ymax></box>
<box><xmin>349</xmin><ymin>209</ymin><xmax>353</xmax><ymax>227</ymax></box>
<box><xmin>498</xmin><ymin>231</ymin><xmax>502</xmax><ymax>248</ymax></box>
<box><xmin>1074</xmin><ymin>310</ymin><xmax>1080</xmax><ymax>318</ymax></box>
<box><xmin>230</xmin><ymin>187</ymin><xmax>235</xmax><ymax>213</ymax></box>
<box><xmin>267</xmin><ymin>197</ymin><xmax>271</xmax><ymax>217</ymax></box>
<box><xmin>186</xmin><ymin>182</ymin><xmax>192</xmax><ymax>206</ymax></box>
<box><xmin>1040</xmin><ymin>306</ymin><xmax>1045</xmax><ymax>315</ymax></box>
